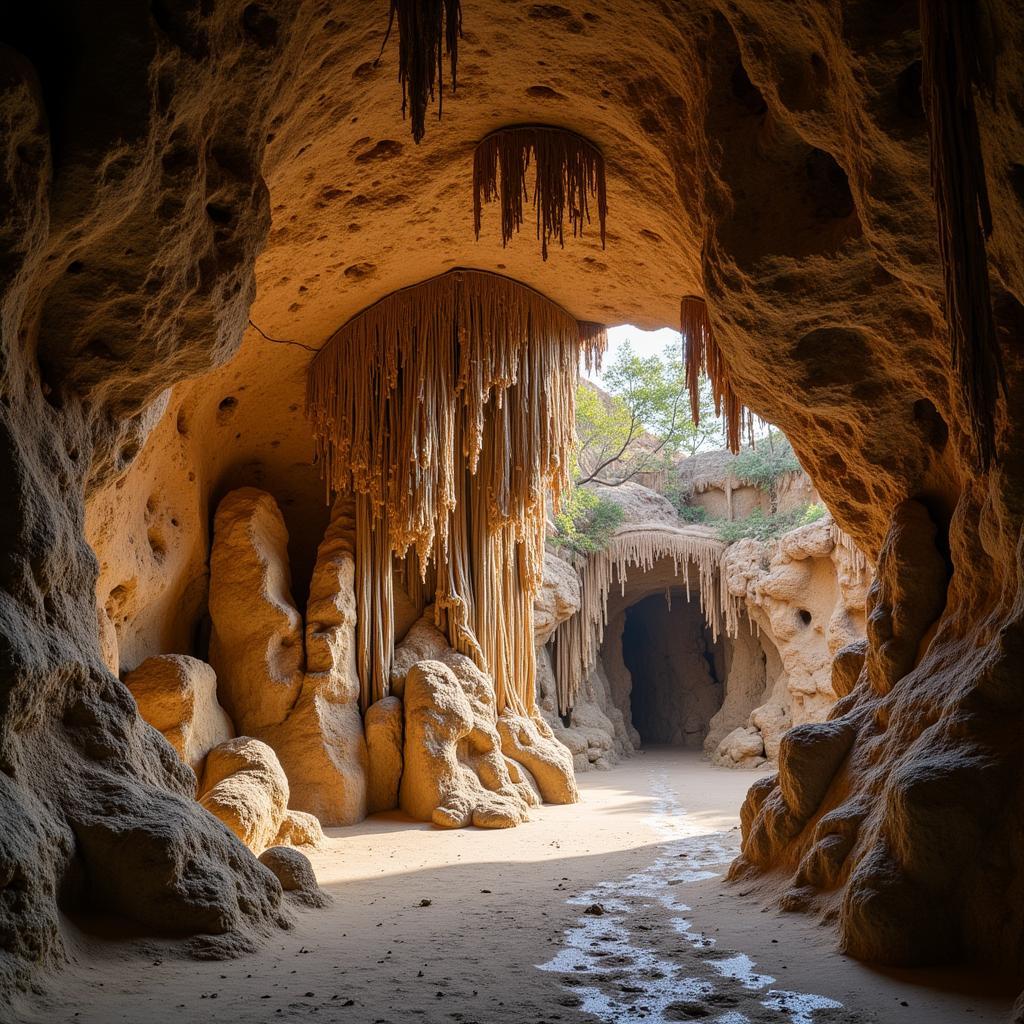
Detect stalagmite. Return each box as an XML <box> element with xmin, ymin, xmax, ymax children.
<box><xmin>473</xmin><ymin>125</ymin><xmax>608</xmax><ymax>259</ymax></box>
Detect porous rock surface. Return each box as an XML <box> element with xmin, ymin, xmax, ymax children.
<box><xmin>123</xmin><ymin>654</ymin><xmax>234</xmax><ymax>778</ymax></box>
<box><xmin>393</xmin><ymin>615</ymin><xmax>569</xmax><ymax>828</ymax></box>
<box><xmin>1</xmin><ymin>0</ymin><xmax>1020</xmax><ymax>1000</ymax></box>
<box><xmin>0</xmin><ymin>1</ymin><xmax>304</xmax><ymax>1001</ymax></box>
<box><xmin>208</xmin><ymin>489</ymin><xmax>368</xmax><ymax>826</ymax></box>
<box><xmin>199</xmin><ymin>737</ymin><xmax>291</xmax><ymax>856</ymax></box>
<box><xmin>717</xmin><ymin>519</ymin><xmax>869</xmax><ymax>762</ymax></box>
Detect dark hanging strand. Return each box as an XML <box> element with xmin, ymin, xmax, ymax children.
<box><xmin>378</xmin><ymin>0</ymin><xmax>463</xmax><ymax>144</ymax></box>
<box><xmin>919</xmin><ymin>0</ymin><xmax>1005</xmax><ymax>471</ymax></box>
<box><xmin>680</xmin><ymin>295</ymin><xmax>750</xmax><ymax>454</ymax></box>
<box><xmin>473</xmin><ymin>125</ymin><xmax>607</xmax><ymax>260</ymax></box>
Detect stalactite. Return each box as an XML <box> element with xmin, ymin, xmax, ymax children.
<box><xmin>550</xmin><ymin>525</ymin><xmax>739</xmax><ymax>717</ymax></box>
<box><xmin>829</xmin><ymin>520</ymin><xmax>871</xmax><ymax>578</ymax></box>
<box><xmin>378</xmin><ymin>0</ymin><xmax>462</xmax><ymax>144</ymax></box>
<box><xmin>919</xmin><ymin>0</ymin><xmax>1004</xmax><ymax>471</ymax></box>
<box><xmin>473</xmin><ymin>125</ymin><xmax>608</xmax><ymax>260</ymax></box>
<box><xmin>681</xmin><ymin>294</ymin><xmax>752</xmax><ymax>455</ymax></box>
<box><xmin>307</xmin><ymin>269</ymin><xmax>607</xmax><ymax>712</ymax></box>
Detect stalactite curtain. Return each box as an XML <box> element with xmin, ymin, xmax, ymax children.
<box><xmin>681</xmin><ymin>295</ymin><xmax>753</xmax><ymax>455</ymax></box>
<box><xmin>473</xmin><ymin>125</ymin><xmax>608</xmax><ymax>260</ymax></box>
<box><xmin>551</xmin><ymin>519</ymin><xmax>872</xmax><ymax>717</ymax></box>
<box><xmin>307</xmin><ymin>269</ymin><xmax>607</xmax><ymax>712</ymax></box>
<box><xmin>550</xmin><ymin>525</ymin><xmax>738</xmax><ymax>717</ymax></box>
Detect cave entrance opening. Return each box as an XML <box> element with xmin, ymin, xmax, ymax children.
<box><xmin>622</xmin><ymin>589</ymin><xmax>725</xmax><ymax>748</ymax></box>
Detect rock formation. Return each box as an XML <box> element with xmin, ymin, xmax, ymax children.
<box><xmin>715</xmin><ymin>518</ymin><xmax>870</xmax><ymax>762</ymax></box>
<box><xmin>544</xmin><ymin>478</ymin><xmax>868</xmax><ymax>773</ymax></box>
<box><xmin>258</xmin><ymin>846</ymin><xmax>330</xmax><ymax>908</ymax></box>
<box><xmin>1</xmin><ymin>0</ymin><xmax>1022</xmax><ymax>1000</ymax></box>
<box><xmin>123</xmin><ymin>654</ymin><xmax>234</xmax><ymax>778</ymax></box>
<box><xmin>391</xmin><ymin>614</ymin><xmax>574</xmax><ymax>828</ymax></box>
<box><xmin>208</xmin><ymin>489</ymin><xmax>368</xmax><ymax>826</ymax></box>
<box><xmin>364</xmin><ymin>696</ymin><xmax>404</xmax><ymax>814</ymax></box>
<box><xmin>199</xmin><ymin>737</ymin><xmax>291</xmax><ymax>856</ymax></box>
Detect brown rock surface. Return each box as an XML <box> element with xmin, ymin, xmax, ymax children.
<box><xmin>399</xmin><ymin>660</ymin><xmax>530</xmax><ymax>830</ymax></box>
<box><xmin>1</xmin><ymin>0</ymin><xmax>1021</xmax><ymax>995</ymax></box>
<box><xmin>258</xmin><ymin>846</ymin><xmax>329</xmax><ymax>909</ymax></box>
<box><xmin>208</xmin><ymin>488</ymin><xmax>305</xmax><ymax>736</ymax></box>
<box><xmin>259</xmin><ymin>494</ymin><xmax>368</xmax><ymax>826</ymax></box>
<box><xmin>273</xmin><ymin>809</ymin><xmax>326</xmax><ymax>850</ymax></box>
<box><xmin>123</xmin><ymin>654</ymin><xmax>235</xmax><ymax>778</ymax></box>
<box><xmin>0</xmin><ymin>2</ymin><xmax>303</xmax><ymax>999</ymax></box>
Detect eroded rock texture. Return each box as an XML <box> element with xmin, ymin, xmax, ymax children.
<box><xmin>0</xmin><ymin>0</ymin><xmax>301</xmax><ymax>1000</ymax></box>
<box><xmin>123</xmin><ymin>654</ymin><xmax>234</xmax><ymax>778</ymax></box>
<box><xmin>1</xmin><ymin>0</ymin><xmax>1022</xmax><ymax>995</ymax></box>
<box><xmin>208</xmin><ymin>489</ymin><xmax>368</xmax><ymax>826</ymax></box>
<box><xmin>717</xmin><ymin>518</ymin><xmax>869</xmax><ymax>762</ymax></box>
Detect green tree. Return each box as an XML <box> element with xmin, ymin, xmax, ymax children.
<box><xmin>574</xmin><ymin>341</ymin><xmax>723</xmax><ymax>486</ymax></box>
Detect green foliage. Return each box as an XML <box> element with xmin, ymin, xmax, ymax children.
<box><xmin>575</xmin><ymin>341</ymin><xmax>724</xmax><ymax>486</ymax></box>
<box><xmin>662</xmin><ymin>480</ymin><xmax>707</xmax><ymax>522</ymax></box>
<box><xmin>551</xmin><ymin>489</ymin><xmax>625</xmax><ymax>556</ymax></box>
<box><xmin>675</xmin><ymin>503</ymin><xmax>709</xmax><ymax>525</ymax></box>
<box><xmin>731</xmin><ymin>432</ymin><xmax>802</xmax><ymax>491</ymax></box>
<box><xmin>714</xmin><ymin>502</ymin><xmax>825</xmax><ymax>543</ymax></box>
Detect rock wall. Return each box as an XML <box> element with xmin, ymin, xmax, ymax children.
<box><xmin>2</xmin><ymin>0</ymin><xmax>1023</xmax><ymax>995</ymax></box>
<box><xmin>0</xmin><ymin>2</ymin><xmax>307</xmax><ymax>1002</ymax></box>
<box><xmin>545</xmin><ymin>479</ymin><xmax>867</xmax><ymax>773</ymax></box>
<box><xmin>712</xmin><ymin>519</ymin><xmax>870</xmax><ymax>766</ymax></box>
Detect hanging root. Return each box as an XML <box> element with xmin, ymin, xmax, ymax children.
<box><xmin>919</xmin><ymin>0</ymin><xmax>1004</xmax><ymax>471</ymax></box>
<box><xmin>473</xmin><ymin>125</ymin><xmax>607</xmax><ymax>260</ymax></box>
<box><xmin>378</xmin><ymin>0</ymin><xmax>463</xmax><ymax>143</ymax></box>
<box><xmin>681</xmin><ymin>295</ymin><xmax>753</xmax><ymax>454</ymax></box>
<box><xmin>307</xmin><ymin>269</ymin><xmax>607</xmax><ymax>713</ymax></box>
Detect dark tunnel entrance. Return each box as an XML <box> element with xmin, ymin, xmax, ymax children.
<box><xmin>623</xmin><ymin>591</ymin><xmax>725</xmax><ymax>748</ymax></box>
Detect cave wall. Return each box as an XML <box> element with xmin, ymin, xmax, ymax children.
<box><xmin>1</xmin><ymin>0</ymin><xmax>1023</xmax><ymax>997</ymax></box>
<box><xmin>0</xmin><ymin>0</ymin><xmax>313</xmax><ymax>1003</ymax></box>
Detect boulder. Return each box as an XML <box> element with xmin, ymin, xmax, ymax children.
<box><xmin>273</xmin><ymin>810</ymin><xmax>326</xmax><ymax>849</ymax></box>
<box><xmin>123</xmin><ymin>654</ymin><xmax>234</xmax><ymax>777</ymax></box>
<box><xmin>258</xmin><ymin>846</ymin><xmax>329</xmax><ymax>908</ymax></box>
<box><xmin>365</xmin><ymin>696</ymin><xmax>404</xmax><ymax>814</ymax></box>
<box><xmin>199</xmin><ymin>737</ymin><xmax>289</xmax><ymax>854</ymax></box>
<box><xmin>713</xmin><ymin>726</ymin><xmax>767</xmax><ymax>768</ymax></box>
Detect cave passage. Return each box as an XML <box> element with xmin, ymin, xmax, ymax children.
<box><xmin>623</xmin><ymin>590</ymin><xmax>724</xmax><ymax>748</ymax></box>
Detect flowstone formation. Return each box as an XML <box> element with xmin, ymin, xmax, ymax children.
<box><xmin>2</xmin><ymin>0</ymin><xmax>1022</xmax><ymax>1004</ymax></box>
<box><xmin>545</xmin><ymin>480</ymin><xmax>869</xmax><ymax>772</ymax></box>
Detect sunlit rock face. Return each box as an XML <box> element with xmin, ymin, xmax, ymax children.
<box><xmin>0</xmin><ymin>0</ymin><xmax>1022</xmax><ymax>1003</ymax></box>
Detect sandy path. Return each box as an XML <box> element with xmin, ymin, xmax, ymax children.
<box><xmin>15</xmin><ymin>749</ymin><xmax>1015</xmax><ymax>1024</ymax></box>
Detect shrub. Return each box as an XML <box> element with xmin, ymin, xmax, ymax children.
<box><xmin>731</xmin><ymin>433</ymin><xmax>802</xmax><ymax>491</ymax></box>
<box><xmin>551</xmin><ymin>489</ymin><xmax>625</xmax><ymax>556</ymax></box>
<box><xmin>714</xmin><ymin>502</ymin><xmax>826</xmax><ymax>543</ymax></box>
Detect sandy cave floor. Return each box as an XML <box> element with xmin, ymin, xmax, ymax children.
<box><xmin>18</xmin><ymin>750</ymin><xmax>1017</xmax><ymax>1024</ymax></box>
